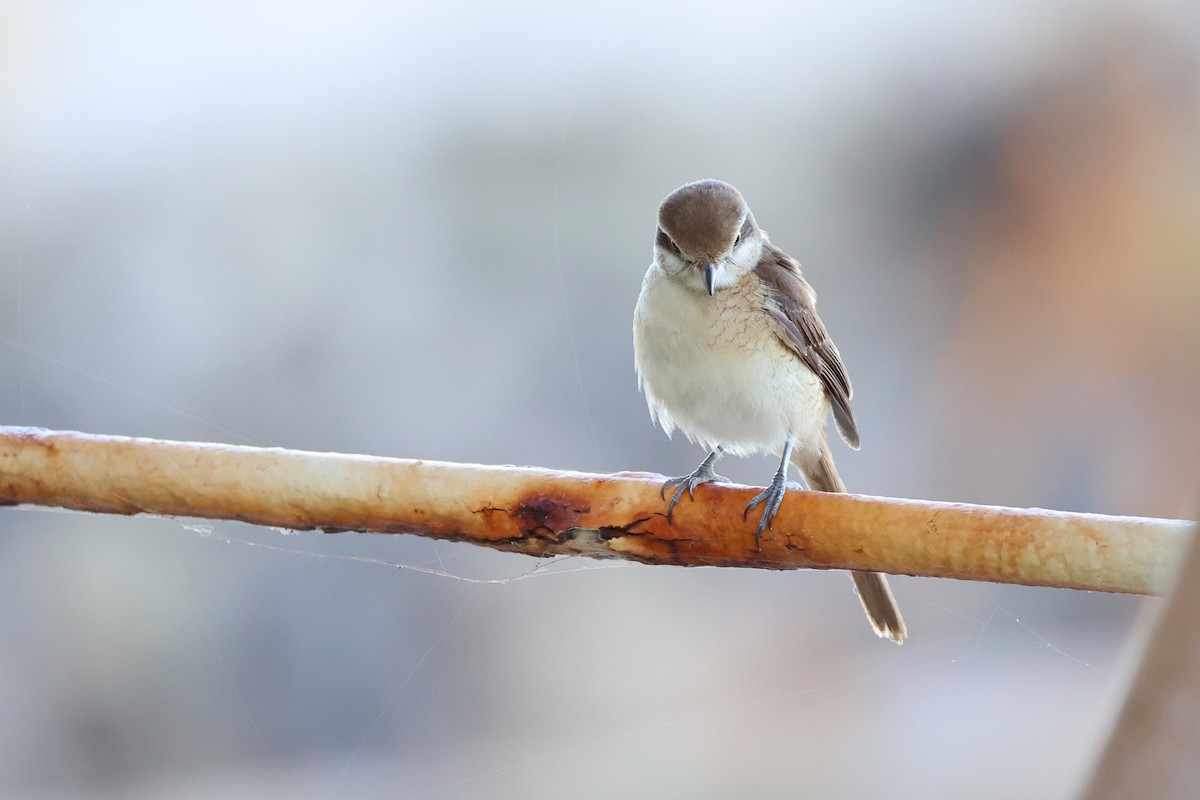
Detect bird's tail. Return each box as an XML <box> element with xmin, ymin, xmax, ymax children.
<box><xmin>794</xmin><ymin>440</ymin><xmax>907</xmax><ymax>644</ymax></box>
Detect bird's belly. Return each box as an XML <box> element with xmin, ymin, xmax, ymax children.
<box><xmin>634</xmin><ymin>273</ymin><xmax>826</xmax><ymax>455</ymax></box>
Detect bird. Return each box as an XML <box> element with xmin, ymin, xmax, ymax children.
<box><xmin>632</xmin><ymin>178</ymin><xmax>906</xmax><ymax>643</ymax></box>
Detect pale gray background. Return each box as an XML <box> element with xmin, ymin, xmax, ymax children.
<box><xmin>2</xmin><ymin>1</ymin><xmax>1198</xmax><ymax>798</ymax></box>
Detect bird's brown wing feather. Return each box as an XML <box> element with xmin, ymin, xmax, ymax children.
<box><xmin>753</xmin><ymin>243</ymin><xmax>860</xmax><ymax>449</ymax></box>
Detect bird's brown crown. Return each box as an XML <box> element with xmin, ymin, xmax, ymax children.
<box><xmin>657</xmin><ymin>179</ymin><xmax>748</xmax><ymax>259</ymax></box>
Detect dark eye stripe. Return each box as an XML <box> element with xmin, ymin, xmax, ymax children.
<box><xmin>656</xmin><ymin>227</ymin><xmax>681</xmax><ymax>255</ymax></box>
<box><xmin>732</xmin><ymin>216</ymin><xmax>754</xmax><ymax>248</ymax></box>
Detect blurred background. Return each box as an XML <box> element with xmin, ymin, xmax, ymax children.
<box><xmin>1</xmin><ymin>1</ymin><xmax>1198</xmax><ymax>797</ymax></box>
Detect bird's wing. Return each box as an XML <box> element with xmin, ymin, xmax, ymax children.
<box><xmin>753</xmin><ymin>243</ymin><xmax>860</xmax><ymax>449</ymax></box>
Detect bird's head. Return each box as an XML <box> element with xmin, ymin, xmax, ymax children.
<box><xmin>655</xmin><ymin>179</ymin><xmax>761</xmax><ymax>295</ymax></box>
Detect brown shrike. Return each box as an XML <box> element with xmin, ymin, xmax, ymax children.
<box><xmin>632</xmin><ymin>179</ymin><xmax>906</xmax><ymax>643</ymax></box>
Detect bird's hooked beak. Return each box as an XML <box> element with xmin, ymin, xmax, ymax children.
<box><xmin>703</xmin><ymin>260</ymin><xmax>718</xmax><ymax>296</ymax></box>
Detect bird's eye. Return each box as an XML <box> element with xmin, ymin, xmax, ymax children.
<box><xmin>656</xmin><ymin>227</ymin><xmax>681</xmax><ymax>255</ymax></box>
<box><xmin>737</xmin><ymin>216</ymin><xmax>754</xmax><ymax>247</ymax></box>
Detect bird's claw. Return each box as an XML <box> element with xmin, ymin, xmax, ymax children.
<box><xmin>743</xmin><ymin>477</ymin><xmax>800</xmax><ymax>550</ymax></box>
<box><xmin>661</xmin><ymin>464</ymin><xmax>729</xmax><ymax>522</ymax></box>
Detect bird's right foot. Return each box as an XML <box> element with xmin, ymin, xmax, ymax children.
<box><xmin>661</xmin><ymin>456</ymin><xmax>728</xmax><ymax>522</ymax></box>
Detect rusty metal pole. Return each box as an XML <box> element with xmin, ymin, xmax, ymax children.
<box><xmin>0</xmin><ymin>426</ymin><xmax>1191</xmax><ymax>593</ymax></box>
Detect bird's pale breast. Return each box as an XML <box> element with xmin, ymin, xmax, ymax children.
<box><xmin>633</xmin><ymin>264</ymin><xmax>827</xmax><ymax>457</ymax></box>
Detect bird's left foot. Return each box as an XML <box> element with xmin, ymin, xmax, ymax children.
<box><xmin>661</xmin><ymin>457</ymin><xmax>728</xmax><ymax>522</ymax></box>
<box><xmin>743</xmin><ymin>474</ymin><xmax>800</xmax><ymax>550</ymax></box>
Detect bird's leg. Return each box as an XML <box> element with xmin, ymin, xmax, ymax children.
<box><xmin>661</xmin><ymin>447</ymin><xmax>728</xmax><ymax>522</ymax></box>
<box><xmin>744</xmin><ymin>437</ymin><xmax>797</xmax><ymax>549</ymax></box>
